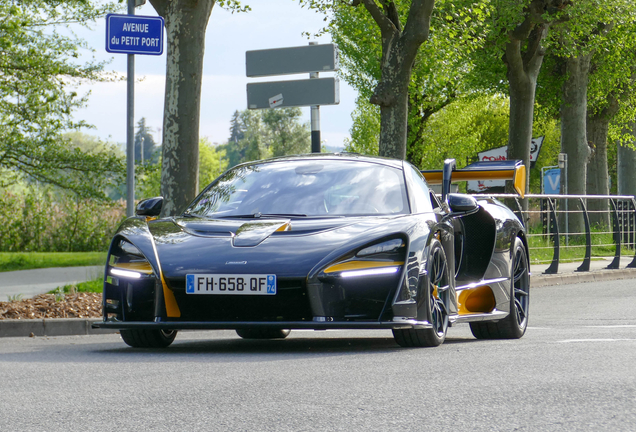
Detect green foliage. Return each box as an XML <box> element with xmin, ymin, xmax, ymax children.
<box><xmin>0</xmin><ymin>252</ymin><xmax>107</xmax><ymax>272</ymax></box>
<box><xmin>0</xmin><ymin>188</ymin><xmax>125</xmax><ymax>252</ymax></box>
<box><xmin>199</xmin><ymin>138</ymin><xmax>229</xmax><ymax>189</ymax></box>
<box><xmin>50</xmin><ymin>278</ymin><xmax>103</xmax><ymax>294</ymax></box>
<box><xmin>263</xmin><ymin>108</ymin><xmax>311</xmax><ymax>157</ymax></box>
<box><xmin>136</xmin><ymin>137</ymin><xmax>229</xmax><ymax>198</ymax></box>
<box><xmin>310</xmin><ymin>0</ymin><xmax>489</xmax><ymax>160</ymax></box>
<box><xmin>6</xmin><ymin>294</ymin><xmax>24</xmax><ymax>302</ymax></box>
<box><xmin>136</xmin><ymin>162</ymin><xmax>162</xmax><ymax>200</ymax></box>
<box><xmin>344</xmin><ymin>97</ymin><xmax>380</xmax><ymax>155</ymax></box>
<box><xmin>218</xmin><ymin>108</ymin><xmax>310</xmax><ymax>167</ymax></box>
<box><xmin>0</xmin><ymin>0</ymin><xmax>124</xmax><ymax>198</ymax></box>
<box><xmin>134</xmin><ymin>118</ymin><xmax>161</xmax><ymax>165</ymax></box>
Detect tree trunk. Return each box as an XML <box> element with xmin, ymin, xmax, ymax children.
<box><xmin>586</xmin><ymin>96</ymin><xmax>619</xmax><ymax>228</ymax></box>
<box><xmin>502</xmin><ymin>8</ymin><xmax>550</xmax><ymax>211</ymax></box>
<box><xmin>361</xmin><ymin>0</ymin><xmax>435</xmax><ymax>160</ymax></box>
<box><xmin>374</xmin><ymin>77</ymin><xmax>411</xmax><ymax>160</ymax></box>
<box><xmin>507</xmin><ymin>68</ymin><xmax>537</xmax><ymax>192</ymax></box>
<box><xmin>560</xmin><ymin>54</ymin><xmax>591</xmax><ymax>237</ymax></box>
<box><xmin>149</xmin><ymin>0</ymin><xmax>215</xmax><ymax>216</ymax></box>
<box><xmin>617</xmin><ymin>122</ymin><xmax>636</xmax><ymax>196</ymax></box>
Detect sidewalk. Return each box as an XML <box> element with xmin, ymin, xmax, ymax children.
<box><xmin>0</xmin><ymin>266</ymin><xmax>104</xmax><ymax>300</ymax></box>
<box><xmin>531</xmin><ymin>256</ymin><xmax>636</xmax><ymax>288</ymax></box>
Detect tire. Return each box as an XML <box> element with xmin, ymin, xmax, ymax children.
<box><xmin>393</xmin><ymin>239</ymin><xmax>450</xmax><ymax>347</ymax></box>
<box><xmin>120</xmin><ymin>329</ymin><xmax>177</xmax><ymax>348</ymax></box>
<box><xmin>236</xmin><ymin>328</ymin><xmax>291</xmax><ymax>339</ymax></box>
<box><xmin>470</xmin><ymin>237</ymin><xmax>529</xmax><ymax>339</ymax></box>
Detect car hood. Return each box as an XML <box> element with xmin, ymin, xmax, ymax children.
<box><xmin>139</xmin><ymin>215</ymin><xmax>414</xmax><ymax>279</ymax></box>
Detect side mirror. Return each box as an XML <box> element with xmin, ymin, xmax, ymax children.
<box><xmin>136</xmin><ymin>196</ymin><xmax>163</xmax><ymax>217</ymax></box>
<box><xmin>447</xmin><ymin>193</ymin><xmax>478</xmax><ymax>214</ymax></box>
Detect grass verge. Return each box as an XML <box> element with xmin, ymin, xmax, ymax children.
<box><xmin>49</xmin><ymin>278</ymin><xmax>103</xmax><ymax>295</ymax></box>
<box><xmin>0</xmin><ymin>252</ymin><xmax>107</xmax><ymax>272</ymax></box>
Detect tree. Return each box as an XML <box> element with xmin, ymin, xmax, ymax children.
<box><xmin>538</xmin><ymin>1</ymin><xmax>636</xmax><ymax>228</ymax></box>
<box><xmin>147</xmin><ymin>0</ymin><xmax>249</xmax><ymax>216</ymax></box>
<box><xmin>0</xmin><ymin>0</ymin><xmax>123</xmax><ymax>198</ymax></box>
<box><xmin>262</xmin><ymin>108</ymin><xmax>310</xmax><ymax>157</ymax></box>
<box><xmin>137</xmin><ymin>137</ymin><xmax>228</xmax><ymax>199</ymax></box>
<box><xmin>302</xmin><ymin>0</ymin><xmax>437</xmax><ymax>160</ymax></box>
<box><xmin>322</xmin><ymin>0</ymin><xmax>488</xmax><ymax>167</ymax></box>
<box><xmin>218</xmin><ymin>108</ymin><xmax>310</xmax><ymax>167</ymax></box>
<box><xmin>134</xmin><ymin>118</ymin><xmax>160</xmax><ymax>165</ymax></box>
<box><xmin>483</xmin><ymin>0</ymin><xmax>571</xmax><ymax>200</ymax></box>
<box><xmin>199</xmin><ymin>137</ymin><xmax>228</xmax><ymax>187</ymax></box>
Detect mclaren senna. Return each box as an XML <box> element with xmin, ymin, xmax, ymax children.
<box><xmin>94</xmin><ymin>154</ymin><xmax>530</xmax><ymax>348</ymax></box>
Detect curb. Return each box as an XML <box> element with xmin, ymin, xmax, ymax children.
<box><xmin>2</xmin><ymin>269</ymin><xmax>636</xmax><ymax>338</ymax></box>
<box><xmin>530</xmin><ymin>268</ymin><xmax>636</xmax><ymax>288</ymax></box>
<box><xmin>0</xmin><ymin>318</ymin><xmax>118</xmax><ymax>338</ymax></box>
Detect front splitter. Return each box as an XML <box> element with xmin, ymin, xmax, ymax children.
<box><xmin>92</xmin><ymin>319</ymin><xmax>432</xmax><ymax>331</ymax></box>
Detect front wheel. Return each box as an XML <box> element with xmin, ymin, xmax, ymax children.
<box><xmin>120</xmin><ymin>329</ymin><xmax>177</xmax><ymax>348</ymax></box>
<box><xmin>393</xmin><ymin>239</ymin><xmax>450</xmax><ymax>348</ymax></box>
<box><xmin>470</xmin><ymin>236</ymin><xmax>529</xmax><ymax>339</ymax></box>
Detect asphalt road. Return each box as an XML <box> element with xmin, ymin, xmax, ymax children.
<box><xmin>1</xmin><ymin>279</ymin><xmax>635</xmax><ymax>431</ymax></box>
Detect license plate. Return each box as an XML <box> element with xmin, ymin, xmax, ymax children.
<box><xmin>185</xmin><ymin>274</ymin><xmax>276</xmax><ymax>295</ymax></box>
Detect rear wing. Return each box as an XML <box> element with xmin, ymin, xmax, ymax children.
<box><xmin>421</xmin><ymin>159</ymin><xmax>526</xmax><ymax>200</ymax></box>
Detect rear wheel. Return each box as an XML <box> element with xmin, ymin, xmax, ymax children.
<box><xmin>120</xmin><ymin>329</ymin><xmax>177</xmax><ymax>348</ymax></box>
<box><xmin>236</xmin><ymin>329</ymin><xmax>291</xmax><ymax>339</ymax></box>
<box><xmin>393</xmin><ymin>239</ymin><xmax>450</xmax><ymax>347</ymax></box>
<box><xmin>470</xmin><ymin>237</ymin><xmax>529</xmax><ymax>339</ymax></box>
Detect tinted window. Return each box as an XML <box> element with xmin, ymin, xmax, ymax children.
<box><xmin>186</xmin><ymin>160</ymin><xmax>409</xmax><ymax>217</ymax></box>
<box><xmin>407</xmin><ymin>166</ymin><xmax>434</xmax><ymax>213</ymax></box>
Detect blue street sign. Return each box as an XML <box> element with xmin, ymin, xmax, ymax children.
<box><xmin>105</xmin><ymin>14</ymin><xmax>164</xmax><ymax>55</ymax></box>
<box><xmin>544</xmin><ymin>168</ymin><xmax>561</xmax><ymax>194</ymax></box>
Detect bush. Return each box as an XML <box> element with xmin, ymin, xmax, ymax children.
<box><xmin>0</xmin><ymin>189</ymin><xmax>125</xmax><ymax>252</ymax></box>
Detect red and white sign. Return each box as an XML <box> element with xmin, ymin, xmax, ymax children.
<box><xmin>467</xmin><ymin>137</ymin><xmax>544</xmax><ymax>193</ymax></box>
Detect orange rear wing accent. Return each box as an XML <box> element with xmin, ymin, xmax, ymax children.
<box><xmin>422</xmin><ymin>160</ymin><xmax>526</xmax><ymax>198</ymax></box>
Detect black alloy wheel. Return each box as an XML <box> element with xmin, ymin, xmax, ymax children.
<box><xmin>393</xmin><ymin>239</ymin><xmax>450</xmax><ymax>347</ymax></box>
<box><xmin>470</xmin><ymin>236</ymin><xmax>529</xmax><ymax>339</ymax></box>
<box><xmin>120</xmin><ymin>329</ymin><xmax>178</xmax><ymax>348</ymax></box>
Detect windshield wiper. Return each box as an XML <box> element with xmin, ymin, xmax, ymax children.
<box><xmin>215</xmin><ymin>212</ymin><xmax>308</xmax><ymax>219</ymax></box>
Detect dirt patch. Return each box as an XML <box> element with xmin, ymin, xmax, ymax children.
<box><xmin>0</xmin><ymin>293</ymin><xmax>102</xmax><ymax>320</ymax></box>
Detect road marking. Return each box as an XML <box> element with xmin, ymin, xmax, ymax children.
<box><xmin>558</xmin><ymin>338</ymin><xmax>636</xmax><ymax>343</ymax></box>
<box><xmin>583</xmin><ymin>325</ymin><xmax>636</xmax><ymax>328</ymax></box>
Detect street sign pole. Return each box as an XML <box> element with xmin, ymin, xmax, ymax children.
<box><xmin>105</xmin><ymin>11</ymin><xmax>163</xmax><ymax>217</ymax></box>
<box><xmin>126</xmin><ymin>0</ymin><xmax>135</xmax><ymax>217</ymax></box>
<box><xmin>309</xmin><ymin>43</ymin><xmax>320</xmax><ymax>153</ymax></box>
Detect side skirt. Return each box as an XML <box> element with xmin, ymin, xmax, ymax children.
<box><xmin>450</xmin><ymin>310</ymin><xmax>509</xmax><ymax>325</ymax></box>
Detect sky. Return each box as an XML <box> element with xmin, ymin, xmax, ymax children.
<box><xmin>74</xmin><ymin>0</ymin><xmax>357</xmax><ymax>149</ymax></box>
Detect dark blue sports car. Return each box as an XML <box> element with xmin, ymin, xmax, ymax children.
<box><xmin>95</xmin><ymin>154</ymin><xmax>530</xmax><ymax>348</ymax></box>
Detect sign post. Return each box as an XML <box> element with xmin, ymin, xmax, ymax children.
<box><xmin>105</xmin><ymin>11</ymin><xmax>164</xmax><ymax>216</ymax></box>
<box><xmin>246</xmin><ymin>43</ymin><xmax>339</xmax><ymax>153</ymax></box>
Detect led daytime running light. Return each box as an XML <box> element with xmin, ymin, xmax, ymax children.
<box><xmin>341</xmin><ymin>266</ymin><xmax>400</xmax><ymax>278</ymax></box>
<box><xmin>110</xmin><ymin>268</ymin><xmax>142</xmax><ymax>279</ymax></box>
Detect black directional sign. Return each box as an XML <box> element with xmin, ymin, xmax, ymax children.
<box><xmin>246</xmin><ymin>44</ymin><xmax>339</xmax><ymax>77</ymax></box>
<box><xmin>247</xmin><ymin>78</ymin><xmax>340</xmax><ymax>109</ymax></box>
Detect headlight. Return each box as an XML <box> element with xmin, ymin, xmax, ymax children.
<box><xmin>321</xmin><ymin>237</ymin><xmax>406</xmax><ymax>278</ymax></box>
<box><xmin>357</xmin><ymin>239</ymin><xmax>404</xmax><ymax>257</ymax></box>
<box><xmin>109</xmin><ymin>239</ymin><xmax>154</xmax><ymax>279</ymax></box>
<box><xmin>340</xmin><ymin>266</ymin><xmax>400</xmax><ymax>278</ymax></box>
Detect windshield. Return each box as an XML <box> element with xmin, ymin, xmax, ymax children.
<box><xmin>185</xmin><ymin>159</ymin><xmax>410</xmax><ymax>218</ymax></box>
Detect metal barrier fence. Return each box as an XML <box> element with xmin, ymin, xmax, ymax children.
<box><xmin>471</xmin><ymin>193</ymin><xmax>636</xmax><ymax>274</ymax></box>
